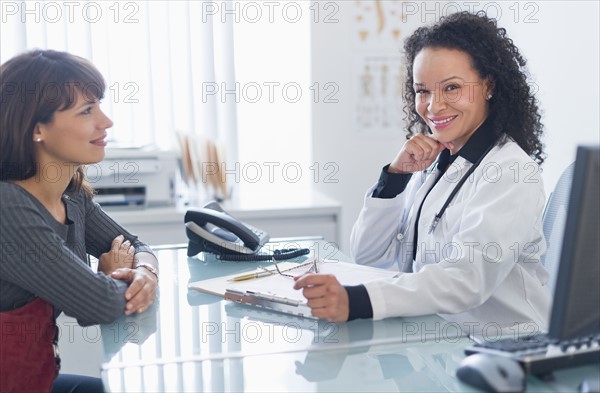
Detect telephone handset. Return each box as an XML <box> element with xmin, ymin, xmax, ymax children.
<box><xmin>185</xmin><ymin>201</ymin><xmax>270</xmax><ymax>257</ymax></box>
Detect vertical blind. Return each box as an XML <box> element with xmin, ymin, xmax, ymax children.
<box><xmin>0</xmin><ymin>0</ymin><xmax>238</xmax><ymax>166</ymax></box>
<box><xmin>2</xmin><ymin>1</ymin><xmax>312</xmax><ymax>198</ymax></box>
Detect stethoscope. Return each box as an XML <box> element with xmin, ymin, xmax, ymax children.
<box><xmin>427</xmin><ymin>143</ymin><xmax>497</xmax><ymax>234</ymax></box>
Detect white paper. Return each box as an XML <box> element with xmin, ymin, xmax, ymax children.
<box><xmin>188</xmin><ymin>259</ymin><xmax>399</xmax><ymax>304</ymax></box>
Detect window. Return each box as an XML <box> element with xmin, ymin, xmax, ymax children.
<box><xmin>232</xmin><ymin>1</ymin><xmax>311</xmax><ymax>197</ymax></box>
<box><xmin>0</xmin><ymin>0</ymin><xmax>311</xmax><ymax>197</ymax></box>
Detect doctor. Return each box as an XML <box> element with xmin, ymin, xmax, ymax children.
<box><xmin>295</xmin><ymin>11</ymin><xmax>551</xmax><ymax>333</ymax></box>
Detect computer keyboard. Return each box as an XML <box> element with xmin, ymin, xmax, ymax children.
<box><xmin>472</xmin><ymin>334</ymin><xmax>557</xmax><ymax>353</ymax></box>
<box><xmin>465</xmin><ymin>334</ymin><xmax>600</xmax><ymax>375</ymax></box>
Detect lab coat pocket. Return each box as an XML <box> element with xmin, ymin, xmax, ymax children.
<box><xmin>442</xmin><ymin>201</ymin><xmax>468</xmax><ymax>241</ymax></box>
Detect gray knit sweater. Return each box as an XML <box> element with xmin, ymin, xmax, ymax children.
<box><xmin>0</xmin><ymin>181</ymin><xmax>155</xmax><ymax>326</ymax></box>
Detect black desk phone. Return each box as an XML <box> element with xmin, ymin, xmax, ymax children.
<box><xmin>185</xmin><ymin>201</ymin><xmax>270</xmax><ymax>257</ymax></box>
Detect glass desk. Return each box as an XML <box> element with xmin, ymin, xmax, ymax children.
<box><xmin>100</xmin><ymin>241</ymin><xmax>599</xmax><ymax>392</ymax></box>
<box><xmin>103</xmin><ymin>338</ymin><xmax>600</xmax><ymax>392</ymax></box>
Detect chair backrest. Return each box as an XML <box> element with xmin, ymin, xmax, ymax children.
<box><xmin>541</xmin><ymin>162</ymin><xmax>575</xmax><ymax>293</ymax></box>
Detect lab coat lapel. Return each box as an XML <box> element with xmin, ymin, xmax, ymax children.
<box><xmin>428</xmin><ymin>156</ymin><xmax>471</xmax><ymax>207</ymax></box>
<box><xmin>412</xmin><ymin>167</ymin><xmax>442</xmax><ymax>208</ymax></box>
<box><xmin>401</xmin><ymin>168</ymin><xmax>441</xmax><ymax>272</ymax></box>
<box><xmin>412</xmin><ymin>157</ymin><xmax>471</xmax><ymax>270</ymax></box>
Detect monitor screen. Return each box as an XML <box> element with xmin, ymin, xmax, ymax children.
<box><xmin>549</xmin><ymin>145</ymin><xmax>600</xmax><ymax>340</ymax></box>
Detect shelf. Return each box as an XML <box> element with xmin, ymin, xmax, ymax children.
<box><xmin>104</xmin><ymin>190</ymin><xmax>341</xmax><ymax>246</ymax></box>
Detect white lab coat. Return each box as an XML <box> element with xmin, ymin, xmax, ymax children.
<box><xmin>351</xmin><ymin>137</ymin><xmax>552</xmax><ymax>336</ymax></box>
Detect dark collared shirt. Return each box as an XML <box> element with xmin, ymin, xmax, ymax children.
<box><xmin>373</xmin><ymin>118</ymin><xmax>498</xmax><ymax>198</ymax></box>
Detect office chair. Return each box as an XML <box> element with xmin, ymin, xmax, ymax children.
<box><xmin>541</xmin><ymin>162</ymin><xmax>575</xmax><ymax>294</ymax></box>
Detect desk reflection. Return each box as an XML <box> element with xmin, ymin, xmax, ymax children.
<box><xmin>102</xmin><ymin>335</ymin><xmax>471</xmax><ymax>392</ymax></box>
<box><xmin>292</xmin><ymin>339</ymin><xmax>468</xmax><ymax>392</ymax></box>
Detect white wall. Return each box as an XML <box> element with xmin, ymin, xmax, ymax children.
<box><xmin>311</xmin><ymin>1</ymin><xmax>600</xmax><ymax>253</ymax></box>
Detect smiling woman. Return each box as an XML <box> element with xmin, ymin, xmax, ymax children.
<box><xmin>0</xmin><ymin>51</ymin><xmax>109</xmax><ymax>194</ymax></box>
<box><xmin>295</xmin><ymin>12</ymin><xmax>551</xmax><ymax>332</ymax></box>
<box><xmin>413</xmin><ymin>48</ymin><xmax>493</xmax><ymax>156</ymax></box>
<box><xmin>33</xmin><ymin>91</ymin><xmax>113</xmax><ymax>180</ymax></box>
<box><xmin>0</xmin><ymin>50</ymin><xmax>159</xmax><ymax>392</ymax></box>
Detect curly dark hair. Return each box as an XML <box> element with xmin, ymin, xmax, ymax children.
<box><xmin>402</xmin><ymin>11</ymin><xmax>545</xmax><ymax>165</ymax></box>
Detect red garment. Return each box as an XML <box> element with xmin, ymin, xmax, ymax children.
<box><xmin>0</xmin><ymin>297</ymin><xmax>60</xmax><ymax>392</ymax></box>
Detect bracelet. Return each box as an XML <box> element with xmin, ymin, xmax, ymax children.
<box><xmin>135</xmin><ymin>263</ymin><xmax>159</xmax><ymax>283</ymax></box>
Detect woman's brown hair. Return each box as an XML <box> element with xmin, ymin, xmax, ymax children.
<box><xmin>0</xmin><ymin>49</ymin><xmax>106</xmax><ymax>197</ymax></box>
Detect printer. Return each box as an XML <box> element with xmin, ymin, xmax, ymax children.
<box><xmin>89</xmin><ymin>147</ymin><xmax>179</xmax><ymax>208</ymax></box>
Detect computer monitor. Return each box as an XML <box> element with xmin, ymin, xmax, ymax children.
<box><xmin>549</xmin><ymin>145</ymin><xmax>600</xmax><ymax>340</ymax></box>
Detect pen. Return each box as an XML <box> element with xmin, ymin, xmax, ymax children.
<box><xmin>232</xmin><ymin>270</ymin><xmax>273</xmax><ymax>282</ymax></box>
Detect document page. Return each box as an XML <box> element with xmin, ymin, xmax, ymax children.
<box><xmin>189</xmin><ymin>259</ymin><xmax>398</xmax><ymax>303</ymax></box>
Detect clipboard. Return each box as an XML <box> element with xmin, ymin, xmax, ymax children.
<box><xmin>224</xmin><ymin>288</ymin><xmax>315</xmax><ymax>319</ymax></box>
<box><xmin>188</xmin><ymin>259</ymin><xmax>399</xmax><ymax>319</ymax></box>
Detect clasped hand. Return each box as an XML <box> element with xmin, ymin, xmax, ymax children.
<box><xmin>98</xmin><ymin>235</ymin><xmax>158</xmax><ymax>315</ymax></box>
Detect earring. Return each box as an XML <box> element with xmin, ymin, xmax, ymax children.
<box><xmin>486</xmin><ymin>93</ymin><xmax>493</xmax><ymax>100</ymax></box>
<box><xmin>35</xmin><ymin>138</ymin><xmax>42</xmax><ymax>142</ymax></box>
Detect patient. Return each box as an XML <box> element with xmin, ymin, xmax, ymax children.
<box><xmin>0</xmin><ymin>50</ymin><xmax>159</xmax><ymax>392</ymax></box>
